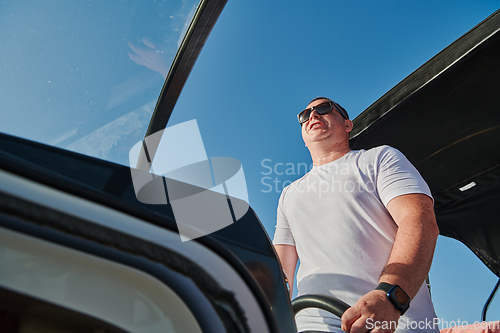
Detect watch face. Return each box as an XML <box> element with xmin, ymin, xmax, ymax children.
<box><xmin>392</xmin><ymin>286</ymin><xmax>410</xmax><ymax>306</ymax></box>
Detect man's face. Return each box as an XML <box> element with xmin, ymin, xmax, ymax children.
<box><xmin>301</xmin><ymin>98</ymin><xmax>351</xmax><ymax>147</ymax></box>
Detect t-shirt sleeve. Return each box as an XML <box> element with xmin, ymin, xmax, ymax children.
<box><xmin>272</xmin><ymin>186</ymin><xmax>296</xmax><ymax>246</ymax></box>
<box><xmin>377</xmin><ymin>146</ymin><xmax>433</xmax><ymax>207</ymax></box>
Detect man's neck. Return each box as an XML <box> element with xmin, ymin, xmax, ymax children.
<box><xmin>309</xmin><ymin>143</ymin><xmax>352</xmax><ymax>166</ymax></box>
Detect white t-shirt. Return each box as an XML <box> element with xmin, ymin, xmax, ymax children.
<box><xmin>273</xmin><ymin>145</ymin><xmax>439</xmax><ymax>333</ymax></box>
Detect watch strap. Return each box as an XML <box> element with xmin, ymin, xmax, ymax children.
<box><xmin>376</xmin><ymin>282</ymin><xmax>410</xmax><ymax>315</ymax></box>
<box><xmin>375</xmin><ymin>282</ymin><xmax>395</xmax><ymax>293</ymax></box>
<box><xmin>376</xmin><ymin>282</ymin><xmax>394</xmax><ymax>293</ymax></box>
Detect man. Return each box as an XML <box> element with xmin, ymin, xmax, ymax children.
<box><xmin>273</xmin><ymin>97</ymin><xmax>440</xmax><ymax>333</ymax></box>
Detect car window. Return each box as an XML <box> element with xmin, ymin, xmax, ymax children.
<box><xmin>0</xmin><ymin>0</ymin><xmax>199</xmax><ymax>166</ymax></box>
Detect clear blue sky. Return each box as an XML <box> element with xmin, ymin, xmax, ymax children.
<box><xmin>169</xmin><ymin>0</ymin><xmax>500</xmax><ymax>327</ymax></box>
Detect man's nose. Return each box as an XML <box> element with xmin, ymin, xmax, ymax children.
<box><xmin>309</xmin><ymin>109</ymin><xmax>320</xmax><ymax>120</ymax></box>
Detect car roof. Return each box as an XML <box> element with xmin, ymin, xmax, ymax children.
<box><xmin>350</xmin><ymin>9</ymin><xmax>500</xmax><ymax>277</ymax></box>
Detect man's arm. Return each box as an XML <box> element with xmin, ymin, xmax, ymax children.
<box><xmin>341</xmin><ymin>193</ymin><xmax>439</xmax><ymax>333</ymax></box>
<box><xmin>274</xmin><ymin>244</ymin><xmax>298</xmax><ymax>299</ymax></box>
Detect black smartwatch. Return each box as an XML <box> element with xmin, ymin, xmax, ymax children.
<box><xmin>376</xmin><ymin>282</ymin><xmax>410</xmax><ymax>315</ymax></box>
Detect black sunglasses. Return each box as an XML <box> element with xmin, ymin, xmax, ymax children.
<box><xmin>297</xmin><ymin>101</ymin><xmax>349</xmax><ymax>124</ymax></box>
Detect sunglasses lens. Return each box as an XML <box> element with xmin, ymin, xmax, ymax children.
<box><xmin>315</xmin><ymin>103</ymin><xmax>332</xmax><ymax>115</ymax></box>
<box><xmin>298</xmin><ymin>109</ymin><xmax>310</xmax><ymax>124</ymax></box>
<box><xmin>298</xmin><ymin>102</ymin><xmax>336</xmax><ymax>124</ymax></box>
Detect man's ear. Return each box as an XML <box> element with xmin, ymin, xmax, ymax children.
<box><xmin>345</xmin><ymin>119</ymin><xmax>353</xmax><ymax>133</ymax></box>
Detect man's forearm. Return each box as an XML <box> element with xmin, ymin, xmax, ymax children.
<box><xmin>382</xmin><ymin>193</ymin><xmax>439</xmax><ymax>298</ymax></box>
<box><xmin>341</xmin><ymin>193</ymin><xmax>439</xmax><ymax>333</ymax></box>
<box><xmin>274</xmin><ymin>244</ymin><xmax>298</xmax><ymax>298</ymax></box>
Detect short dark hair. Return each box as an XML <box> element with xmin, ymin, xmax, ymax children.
<box><xmin>308</xmin><ymin>96</ymin><xmax>331</xmax><ymax>105</ymax></box>
<box><xmin>307</xmin><ymin>96</ymin><xmax>349</xmax><ymax>119</ymax></box>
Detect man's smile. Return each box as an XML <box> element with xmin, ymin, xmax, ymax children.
<box><xmin>308</xmin><ymin>120</ymin><xmax>326</xmax><ymax>131</ymax></box>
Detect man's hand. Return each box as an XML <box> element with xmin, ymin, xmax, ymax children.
<box><xmin>341</xmin><ymin>290</ymin><xmax>401</xmax><ymax>333</ymax></box>
<box><xmin>341</xmin><ymin>193</ymin><xmax>438</xmax><ymax>333</ymax></box>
